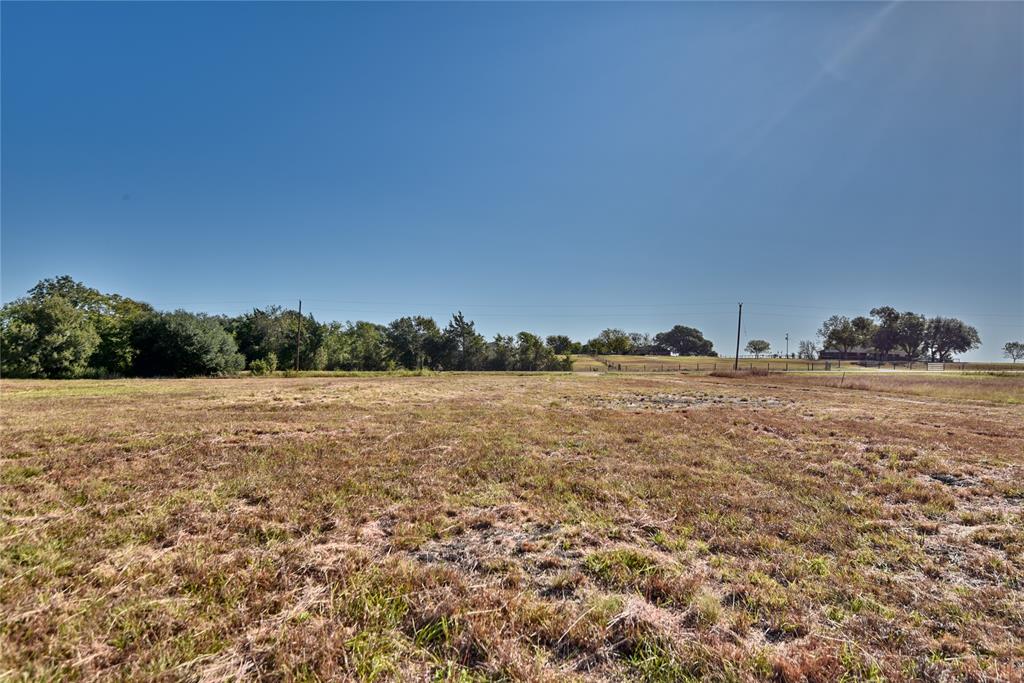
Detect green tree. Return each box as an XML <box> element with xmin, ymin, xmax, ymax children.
<box><xmin>585</xmin><ymin>328</ymin><xmax>631</xmax><ymax>355</ymax></box>
<box><xmin>514</xmin><ymin>331</ymin><xmax>557</xmax><ymax>370</ymax></box>
<box><xmin>851</xmin><ymin>316</ymin><xmax>878</xmax><ymax>351</ymax></box>
<box><xmin>925</xmin><ymin>317</ymin><xmax>980</xmax><ymax>362</ymax></box>
<box><xmin>545</xmin><ymin>335</ymin><xmax>578</xmax><ymax>355</ymax></box>
<box><xmin>318</xmin><ymin>322</ymin><xmax>354</xmax><ymax>370</ymax></box>
<box><xmin>797</xmin><ymin>340</ymin><xmax>818</xmax><ymax>360</ymax></box>
<box><xmin>23</xmin><ymin>275</ymin><xmax>152</xmax><ymax>374</ymax></box>
<box><xmin>442</xmin><ymin>312</ymin><xmax>487</xmax><ymax>370</ymax></box>
<box><xmin>229</xmin><ymin>306</ymin><xmax>325</xmax><ymax>370</ymax></box>
<box><xmin>230</xmin><ymin>306</ymin><xmax>290</xmax><ymax>366</ymax></box>
<box><xmin>385</xmin><ymin>317</ymin><xmax>422</xmax><ymax>369</ymax></box>
<box><xmin>896</xmin><ymin>312</ymin><xmax>928</xmax><ymax>360</ymax></box>
<box><xmin>347</xmin><ymin>321</ymin><xmax>391</xmax><ymax>370</ymax></box>
<box><xmin>1</xmin><ymin>296</ymin><xmax>100</xmax><ymax>378</ymax></box>
<box><xmin>818</xmin><ymin>315</ymin><xmax>858</xmax><ymax>359</ymax></box>
<box><xmin>744</xmin><ymin>339</ymin><xmax>770</xmax><ymax>358</ymax></box>
<box><xmin>487</xmin><ymin>334</ymin><xmax>516</xmax><ymax>370</ymax></box>
<box><xmin>412</xmin><ymin>317</ymin><xmax>444</xmax><ymax>369</ymax></box>
<box><xmin>386</xmin><ymin>316</ymin><xmax>441</xmax><ymax>369</ymax></box>
<box><xmin>654</xmin><ymin>325</ymin><xmax>715</xmax><ymax>356</ymax></box>
<box><xmin>627</xmin><ymin>332</ymin><xmax>657</xmax><ymax>355</ymax></box>
<box><xmin>869</xmin><ymin>306</ymin><xmax>901</xmax><ymax>362</ymax></box>
<box><xmin>131</xmin><ymin>311</ymin><xmax>245</xmax><ymax>377</ymax></box>
<box><xmin>1003</xmin><ymin>341</ymin><xmax>1024</xmax><ymax>363</ymax></box>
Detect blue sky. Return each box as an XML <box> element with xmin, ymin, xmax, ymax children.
<box><xmin>2</xmin><ymin>2</ymin><xmax>1021</xmax><ymax>359</ymax></box>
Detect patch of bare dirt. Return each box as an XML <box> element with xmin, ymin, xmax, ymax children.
<box><xmin>413</xmin><ymin>507</ymin><xmax>584</xmax><ymax>594</ymax></box>
<box><xmin>595</xmin><ymin>392</ymin><xmax>790</xmax><ymax>411</ymax></box>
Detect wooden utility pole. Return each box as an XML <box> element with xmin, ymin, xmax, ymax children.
<box><xmin>734</xmin><ymin>302</ymin><xmax>743</xmax><ymax>370</ymax></box>
<box><xmin>295</xmin><ymin>299</ymin><xmax>302</xmax><ymax>371</ymax></box>
<box><xmin>785</xmin><ymin>333</ymin><xmax>789</xmax><ymax>359</ymax></box>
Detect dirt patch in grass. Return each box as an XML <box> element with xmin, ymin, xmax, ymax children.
<box><xmin>595</xmin><ymin>391</ymin><xmax>789</xmax><ymax>411</ymax></box>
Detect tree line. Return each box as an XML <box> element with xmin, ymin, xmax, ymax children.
<box><xmin>0</xmin><ymin>277</ymin><xmax>716</xmax><ymax>378</ymax></box>
<box><xmin>816</xmin><ymin>307</ymin><xmax>981</xmax><ymax>362</ymax></box>
<box><xmin>563</xmin><ymin>326</ymin><xmax>715</xmax><ymax>357</ymax></box>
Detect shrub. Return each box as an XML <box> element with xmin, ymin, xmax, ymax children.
<box><xmin>709</xmin><ymin>369</ymin><xmax>749</xmax><ymax>378</ymax></box>
<box><xmin>709</xmin><ymin>367</ymin><xmax>768</xmax><ymax>378</ymax></box>
<box><xmin>250</xmin><ymin>352</ymin><xmax>278</xmax><ymax>376</ymax></box>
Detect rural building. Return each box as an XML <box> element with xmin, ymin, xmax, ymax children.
<box><xmin>819</xmin><ymin>346</ymin><xmax>913</xmax><ymax>361</ymax></box>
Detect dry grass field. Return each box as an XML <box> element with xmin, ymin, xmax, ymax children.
<box><xmin>2</xmin><ymin>372</ymin><xmax>1023</xmax><ymax>681</ymax></box>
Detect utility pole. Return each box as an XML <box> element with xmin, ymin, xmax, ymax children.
<box><xmin>785</xmin><ymin>333</ymin><xmax>789</xmax><ymax>359</ymax></box>
<box><xmin>295</xmin><ymin>299</ymin><xmax>302</xmax><ymax>371</ymax></box>
<box><xmin>733</xmin><ymin>302</ymin><xmax>743</xmax><ymax>370</ymax></box>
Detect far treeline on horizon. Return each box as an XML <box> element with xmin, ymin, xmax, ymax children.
<box><xmin>1</xmin><ymin>276</ymin><xmax>1019</xmax><ymax>379</ymax></box>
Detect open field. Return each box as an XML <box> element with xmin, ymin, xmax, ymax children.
<box><xmin>2</xmin><ymin>373</ymin><xmax>1023</xmax><ymax>681</ymax></box>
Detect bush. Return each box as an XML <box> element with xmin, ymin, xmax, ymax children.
<box><xmin>250</xmin><ymin>352</ymin><xmax>278</xmax><ymax>376</ymax></box>
<box><xmin>709</xmin><ymin>367</ymin><xmax>769</xmax><ymax>378</ymax></box>
<box><xmin>130</xmin><ymin>311</ymin><xmax>245</xmax><ymax>377</ymax></box>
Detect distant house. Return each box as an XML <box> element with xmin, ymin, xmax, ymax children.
<box><xmin>819</xmin><ymin>346</ymin><xmax>912</xmax><ymax>361</ymax></box>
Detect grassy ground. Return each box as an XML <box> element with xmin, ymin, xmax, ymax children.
<box><xmin>2</xmin><ymin>373</ymin><xmax>1022</xmax><ymax>681</ymax></box>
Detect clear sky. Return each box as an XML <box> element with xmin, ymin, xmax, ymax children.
<box><xmin>2</xmin><ymin>2</ymin><xmax>1021</xmax><ymax>359</ymax></box>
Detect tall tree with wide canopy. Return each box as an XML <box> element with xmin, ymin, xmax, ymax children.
<box><xmin>744</xmin><ymin>339</ymin><xmax>770</xmax><ymax>358</ymax></box>
<box><xmin>23</xmin><ymin>275</ymin><xmax>152</xmax><ymax>374</ymax></box>
<box><xmin>818</xmin><ymin>315</ymin><xmax>859</xmax><ymax>362</ymax></box>
<box><xmin>584</xmin><ymin>329</ymin><xmax>632</xmax><ymax>355</ymax></box>
<box><xmin>545</xmin><ymin>335</ymin><xmax>578</xmax><ymax>355</ymax></box>
<box><xmin>926</xmin><ymin>317</ymin><xmax>980</xmax><ymax>362</ymax></box>
<box><xmin>654</xmin><ymin>325</ymin><xmax>715</xmax><ymax>356</ymax></box>
<box><xmin>0</xmin><ymin>295</ymin><xmax>100</xmax><ymax>378</ymax></box>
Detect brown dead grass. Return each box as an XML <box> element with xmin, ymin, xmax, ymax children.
<box><xmin>741</xmin><ymin>372</ymin><xmax>1024</xmax><ymax>404</ymax></box>
<box><xmin>1</xmin><ymin>373</ymin><xmax>1022</xmax><ymax>681</ymax></box>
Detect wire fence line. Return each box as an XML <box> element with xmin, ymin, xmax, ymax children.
<box><xmin>573</xmin><ymin>356</ymin><xmax>1018</xmax><ymax>373</ymax></box>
